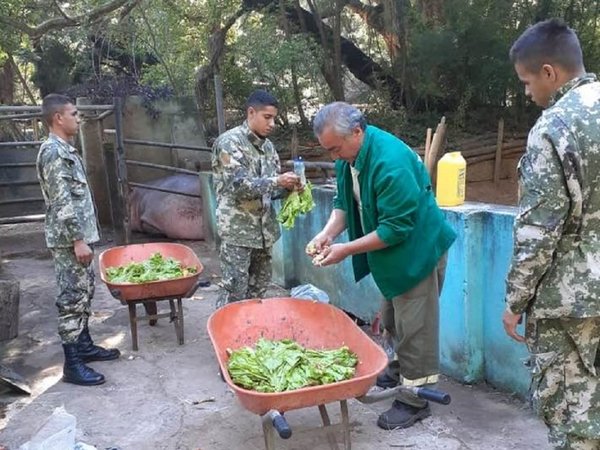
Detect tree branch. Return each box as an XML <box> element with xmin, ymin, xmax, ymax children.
<box><xmin>1</xmin><ymin>0</ymin><xmax>137</xmax><ymax>40</ymax></box>
<box><xmin>52</xmin><ymin>0</ymin><xmax>75</xmax><ymax>22</ymax></box>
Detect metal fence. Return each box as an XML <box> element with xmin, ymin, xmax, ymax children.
<box><xmin>0</xmin><ymin>103</ymin><xmax>114</xmax><ymax>224</ymax></box>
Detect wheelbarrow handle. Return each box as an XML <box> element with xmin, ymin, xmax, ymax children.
<box><xmin>414</xmin><ymin>387</ymin><xmax>451</xmax><ymax>405</ymax></box>
<box><xmin>184</xmin><ymin>278</ymin><xmax>210</xmax><ymax>298</ymax></box>
<box><xmin>263</xmin><ymin>410</ymin><xmax>292</xmax><ymax>439</ymax></box>
<box><xmin>357</xmin><ymin>385</ymin><xmax>451</xmax><ymax>405</ymax></box>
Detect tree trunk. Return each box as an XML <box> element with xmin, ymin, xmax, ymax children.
<box><xmin>0</xmin><ymin>60</ymin><xmax>15</xmax><ymax>104</ymax></box>
<box><xmin>283</xmin><ymin>3</ymin><xmax>404</xmax><ymax>107</ymax></box>
<box><xmin>194</xmin><ymin>9</ymin><xmax>246</xmax><ymax>132</ymax></box>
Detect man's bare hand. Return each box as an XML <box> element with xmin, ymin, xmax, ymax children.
<box><xmin>502</xmin><ymin>310</ymin><xmax>525</xmax><ymax>343</ymax></box>
<box><xmin>277</xmin><ymin>172</ymin><xmax>301</xmax><ymax>190</ymax></box>
<box><xmin>318</xmin><ymin>243</ymin><xmax>350</xmax><ymax>266</ymax></box>
<box><xmin>74</xmin><ymin>240</ymin><xmax>93</xmax><ymax>265</ymax></box>
<box><xmin>306</xmin><ymin>234</ymin><xmax>333</xmax><ymax>256</ymax></box>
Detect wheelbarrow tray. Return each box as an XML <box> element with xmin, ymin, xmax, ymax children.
<box><xmin>98</xmin><ymin>242</ymin><xmax>203</xmax><ymax>302</ymax></box>
<box><xmin>207</xmin><ymin>298</ymin><xmax>388</xmax><ymax>415</ymax></box>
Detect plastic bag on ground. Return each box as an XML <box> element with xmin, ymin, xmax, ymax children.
<box><xmin>19</xmin><ymin>406</ymin><xmax>76</xmax><ymax>450</ymax></box>
<box><xmin>290</xmin><ymin>284</ymin><xmax>330</xmax><ymax>303</ymax></box>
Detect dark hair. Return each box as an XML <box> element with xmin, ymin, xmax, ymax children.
<box><xmin>42</xmin><ymin>94</ymin><xmax>73</xmax><ymax>127</ymax></box>
<box><xmin>509</xmin><ymin>19</ymin><xmax>584</xmax><ymax>73</ymax></box>
<box><xmin>246</xmin><ymin>90</ymin><xmax>278</xmax><ymax>110</ymax></box>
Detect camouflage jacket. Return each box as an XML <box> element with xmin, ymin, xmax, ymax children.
<box><xmin>36</xmin><ymin>133</ymin><xmax>100</xmax><ymax>248</ymax></box>
<box><xmin>506</xmin><ymin>73</ymin><xmax>600</xmax><ymax>319</ymax></box>
<box><xmin>211</xmin><ymin>121</ymin><xmax>285</xmax><ymax>249</ymax></box>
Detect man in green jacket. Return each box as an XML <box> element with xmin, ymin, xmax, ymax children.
<box><xmin>308</xmin><ymin>102</ymin><xmax>456</xmax><ymax>429</ymax></box>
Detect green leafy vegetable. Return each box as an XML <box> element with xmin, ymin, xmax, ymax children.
<box><xmin>277</xmin><ymin>182</ymin><xmax>316</xmax><ymax>229</ymax></box>
<box><xmin>105</xmin><ymin>252</ymin><xmax>197</xmax><ymax>284</ymax></box>
<box><xmin>227</xmin><ymin>338</ymin><xmax>358</xmax><ymax>393</ymax></box>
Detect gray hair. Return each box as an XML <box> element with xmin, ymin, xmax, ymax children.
<box><xmin>313</xmin><ymin>102</ymin><xmax>366</xmax><ymax>137</ymax></box>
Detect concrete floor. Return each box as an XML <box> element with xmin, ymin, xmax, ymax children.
<box><xmin>0</xmin><ymin>223</ymin><xmax>550</xmax><ymax>450</ymax></box>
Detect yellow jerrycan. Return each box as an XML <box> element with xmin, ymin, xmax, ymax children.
<box><xmin>436</xmin><ymin>151</ymin><xmax>466</xmax><ymax>207</ymax></box>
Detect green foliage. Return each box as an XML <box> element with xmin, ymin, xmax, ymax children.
<box><xmin>105</xmin><ymin>252</ymin><xmax>197</xmax><ymax>284</ymax></box>
<box><xmin>2</xmin><ymin>0</ymin><xmax>600</xmax><ymax>135</ymax></box>
<box><xmin>277</xmin><ymin>182</ymin><xmax>316</xmax><ymax>229</ymax></box>
<box><xmin>225</xmin><ymin>12</ymin><xmax>327</xmax><ymax>121</ymax></box>
<box><xmin>227</xmin><ymin>338</ymin><xmax>358</xmax><ymax>393</ymax></box>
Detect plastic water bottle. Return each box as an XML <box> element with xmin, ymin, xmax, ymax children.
<box><xmin>436</xmin><ymin>151</ymin><xmax>466</xmax><ymax>206</ymax></box>
<box><xmin>293</xmin><ymin>156</ymin><xmax>306</xmax><ymax>187</ymax></box>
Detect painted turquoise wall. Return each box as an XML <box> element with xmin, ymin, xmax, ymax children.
<box><xmin>272</xmin><ymin>187</ymin><xmax>531</xmax><ymax>396</ymax></box>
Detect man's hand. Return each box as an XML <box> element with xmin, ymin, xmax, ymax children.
<box><xmin>502</xmin><ymin>309</ymin><xmax>525</xmax><ymax>343</ymax></box>
<box><xmin>306</xmin><ymin>233</ymin><xmax>333</xmax><ymax>255</ymax></box>
<box><xmin>277</xmin><ymin>172</ymin><xmax>301</xmax><ymax>190</ymax></box>
<box><xmin>74</xmin><ymin>240</ymin><xmax>93</xmax><ymax>265</ymax></box>
<box><xmin>318</xmin><ymin>243</ymin><xmax>350</xmax><ymax>266</ymax></box>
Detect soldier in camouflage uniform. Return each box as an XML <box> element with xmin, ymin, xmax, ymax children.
<box><xmin>212</xmin><ymin>90</ymin><xmax>300</xmax><ymax>308</ymax></box>
<box><xmin>37</xmin><ymin>94</ymin><xmax>120</xmax><ymax>386</ymax></box>
<box><xmin>503</xmin><ymin>20</ymin><xmax>600</xmax><ymax>449</ymax></box>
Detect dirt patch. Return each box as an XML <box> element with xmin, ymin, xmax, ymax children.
<box><xmin>466</xmin><ymin>179</ymin><xmax>518</xmax><ymax>205</ymax></box>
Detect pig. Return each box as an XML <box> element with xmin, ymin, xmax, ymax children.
<box><xmin>129</xmin><ymin>174</ymin><xmax>204</xmax><ymax>240</ymax></box>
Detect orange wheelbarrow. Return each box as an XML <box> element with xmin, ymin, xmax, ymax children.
<box><xmin>207</xmin><ymin>298</ymin><xmax>450</xmax><ymax>450</ymax></box>
<box><xmin>99</xmin><ymin>242</ymin><xmax>205</xmax><ymax>350</ymax></box>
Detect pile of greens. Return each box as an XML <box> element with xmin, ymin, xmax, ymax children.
<box><xmin>277</xmin><ymin>182</ymin><xmax>315</xmax><ymax>229</ymax></box>
<box><xmin>227</xmin><ymin>338</ymin><xmax>358</xmax><ymax>393</ymax></box>
<box><xmin>106</xmin><ymin>252</ymin><xmax>197</xmax><ymax>284</ymax></box>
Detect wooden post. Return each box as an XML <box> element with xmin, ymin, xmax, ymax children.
<box><xmin>427</xmin><ymin>117</ymin><xmax>447</xmax><ymax>186</ymax></box>
<box><xmin>31</xmin><ymin>119</ymin><xmax>39</xmax><ymax>140</ymax></box>
<box><xmin>77</xmin><ymin>97</ymin><xmax>112</xmax><ymax>226</ymax></box>
<box><xmin>113</xmin><ymin>97</ymin><xmax>131</xmax><ymax>244</ymax></box>
<box><xmin>424</xmin><ymin>127</ymin><xmax>432</xmax><ymax>165</ymax></box>
<box><xmin>103</xmin><ymin>142</ymin><xmax>127</xmax><ymax>245</ymax></box>
<box><xmin>494</xmin><ymin>118</ymin><xmax>505</xmax><ymax>184</ymax></box>
<box><xmin>214</xmin><ymin>73</ymin><xmax>226</xmax><ymax>135</ymax></box>
<box><xmin>0</xmin><ymin>278</ymin><xmax>19</xmax><ymax>341</ymax></box>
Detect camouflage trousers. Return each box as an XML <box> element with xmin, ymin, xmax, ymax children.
<box><xmin>216</xmin><ymin>242</ymin><xmax>272</xmax><ymax>309</ymax></box>
<box><xmin>50</xmin><ymin>247</ymin><xmax>94</xmax><ymax>344</ymax></box>
<box><xmin>526</xmin><ymin>316</ymin><xmax>600</xmax><ymax>450</ymax></box>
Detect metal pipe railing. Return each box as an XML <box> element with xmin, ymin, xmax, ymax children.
<box><xmin>125</xmin><ymin>160</ymin><xmax>198</xmax><ymax>175</ymax></box>
<box><xmin>128</xmin><ymin>182</ymin><xmax>200</xmax><ymax>198</ymax></box>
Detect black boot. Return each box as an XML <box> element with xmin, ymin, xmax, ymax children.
<box><xmin>62</xmin><ymin>343</ymin><xmax>105</xmax><ymax>386</ymax></box>
<box><xmin>77</xmin><ymin>326</ymin><xmax>121</xmax><ymax>362</ymax></box>
<box><xmin>377</xmin><ymin>400</ymin><xmax>431</xmax><ymax>430</ymax></box>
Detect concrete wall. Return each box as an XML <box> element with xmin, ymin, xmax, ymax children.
<box><xmin>120</xmin><ymin>96</ymin><xmax>209</xmax><ymax>183</ymax></box>
<box><xmin>271</xmin><ymin>187</ymin><xmax>531</xmax><ymax>396</ymax></box>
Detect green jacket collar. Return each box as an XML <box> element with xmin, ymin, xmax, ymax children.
<box><xmin>353</xmin><ymin>125</ymin><xmax>374</xmax><ymax>172</ymax></box>
<box><xmin>549</xmin><ymin>73</ymin><xmax>598</xmax><ymax>107</ymax></box>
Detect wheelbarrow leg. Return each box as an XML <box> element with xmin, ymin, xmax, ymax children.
<box><xmin>261</xmin><ymin>416</ymin><xmax>276</xmax><ymax>450</ymax></box>
<box><xmin>169</xmin><ymin>299</ymin><xmax>184</xmax><ymax>346</ymax></box>
<box><xmin>318</xmin><ymin>404</ymin><xmax>340</xmax><ymax>450</ymax></box>
<box><xmin>128</xmin><ymin>302</ymin><xmax>139</xmax><ymax>351</ymax></box>
<box><xmin>177</xmin><ymin>297</ymin><xmax>184</xmax><ymax>344</ymax></box>
<box><xmin>340</xmin><ymin>400</ymin><xmax>351</xmax><ymax>450</ymax></box>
